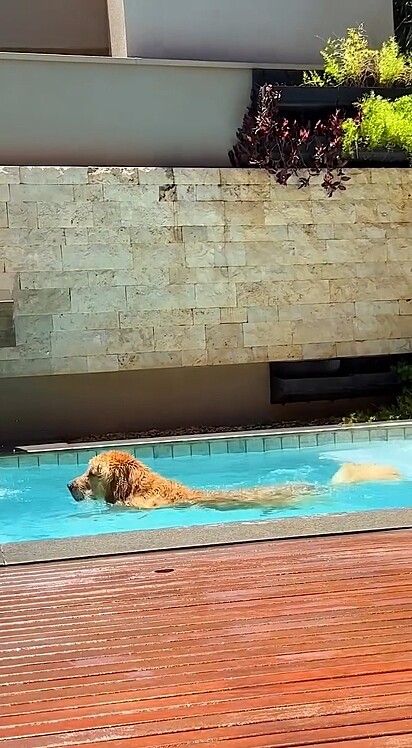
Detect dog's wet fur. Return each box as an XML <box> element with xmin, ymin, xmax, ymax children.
<box><xmin>67</xmin><ymin>450</ymin><xmax>402</xmax><ymax>511</ymax></box>
<box><xmin>67</xmin><ymin>450</ymin><xmax>317</xmax><ymax>510</ymax></box>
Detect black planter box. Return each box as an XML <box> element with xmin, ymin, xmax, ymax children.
<box><xmin>271</xmin><ymin>371</ymin><xmax>398</xmax><ymax>404</ymax></box>
<box><xmin>252</xmin><ymin>70</ymin><xmax>411</xmax><ymax>110</ymax></box>
<box><xmin>278</xmin><ymin>87</ymin><xmax>340</xmax><ymax>108</ymax></box>
<box><xmin>269</xmin><ymin>354</ymin><xmax>407</xmax><ymax>405</ymax></box>
<box><xmin>338</xmin><ymin>87</ymin><xmax>411</xmax><ymax>107</ymax></box>
<box><xmin>348</xmin><ymin>148</ymin><xmax>410</xmax><ymax>167</ymax></box>
<box><xmin>276</xmin><ymin>86</ymin><xmax>411</xmax><ymax>110</ymax></box>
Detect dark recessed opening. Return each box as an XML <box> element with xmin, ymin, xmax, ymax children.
<box><xmin>154</xmin><ymin>568</ymin><xmax>175</xmax><ymax>574</ymax></box>
<box><xmin>0</xmin><ymin>300</ymin><xmax>15</xmax><ymax>349</ymax></box>
<box><xmin>269</xmin><ymin>353</ymin><xmax>412</xmax><ymax>405</ymax></box>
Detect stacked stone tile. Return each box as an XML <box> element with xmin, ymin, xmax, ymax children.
<box><xmin>0</xmin><ymin>166</ymin><xmax>411</xmax><ymax>377</ymax></box>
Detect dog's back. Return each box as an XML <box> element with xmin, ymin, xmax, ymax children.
<box><xmin>331</xmin><ymin>463</ymin><xmax>402</xmax><ymax>485</ymax></box>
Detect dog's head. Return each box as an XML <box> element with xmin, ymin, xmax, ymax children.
<box><xmin>67</xmin><ymin>451</ymin><xmax>147</xmax><ymax>504</ymax></box>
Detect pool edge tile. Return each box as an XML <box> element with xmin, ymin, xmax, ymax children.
<box><xmin>352</xmin><ymin>429</ymin><xmax>371</xmax><ymax>442</ymax></box>
<box><xmin>134</xmin><ymin>446</ymin><xmax>155</xmax><ymax>460</ymax></box>
<box><xmin>246</xmin><ymin>437</ymin><xmax>264</xmax><ymax>453</ymax></box>
<box><xmin>190</xmin><ymin>442</ymin><xmax>211</xmax><ymax>457</ymax></box>
<box><xmin>227</xmin><ymin>438</ymin><xmax>246</xmax><ymax>453</ymax></box>
<box><xmin>0</xmin><ymin>456</ymin><xmax>19</xmax><ymax>468</ymax></box>
<box><xmin>369</xmin><ymin>428</ymin><xmax>388</xmax><ymax>441</ymax></box>
<box><xmin>281</xmin><ymin>435</ymin><xmax>299</xmax><ymax>450</ymax></box>
<box><xmin>172</xmin><ymin>443</ymin><xmax>192</xmax><ymax>458</ymax></box>
<box><xmin>298</xmin><ymin>434</ymin><xmax>317</xmax><ymax>448</ymax></box>
<box><xmin>387</xmin><ymin>427</ymin><xmax>406</xmax><ymax>440</ymax></box>
<box><xmin>17</xmin><ymin>454</ymin><xmax>40</xmax><ymax>468</ymax></box>
<box><xmin>57</xmin><ymin>452</ymin><xmax>79</xmax><ymax>466</ymax></box>
<box><xmin>153</xmin><ymin>444</ymin><xmax>173</xmax><ymax>459</ymax></box>
<box><xmin>334</xmin><ymin>431</ymin><xmax>354</xmax><ymax>444</ymax></box>
<box><xmin>210</xmin><ymin>440</ymin><xmax>229</xmax><ymax>455</ymax></box>
<box><xmin>38</xmin><ymin>452</ymin><xmax>59</xmax><ymax>466</ymax></box>
<box><xmin>263</xmin><ymin>436</ymin><xmax>282</xmax><ymax>452</ymax></box>
<box><xmin>316</xmin><ymin>432</ymin><xmax>336</xmax><ymax>446</ymax></box>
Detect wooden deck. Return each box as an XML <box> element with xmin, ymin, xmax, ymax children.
<box><xmin>1</xmin><ymin>530</ymin><xmax>412</xmax><ymax>747</ymax></box>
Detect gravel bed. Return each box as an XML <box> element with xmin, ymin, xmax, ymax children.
<box><xmin>71</xmin><ymin>417</ymin><xmax>345</xmax><ymax>444</ymax></box>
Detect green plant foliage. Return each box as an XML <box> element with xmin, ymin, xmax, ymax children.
<box><xmin>342</xmin><ymin>93</ymin><xmax>412</xmax><ymax>156</ymax></box>
<box><xmin>343</xmin><ymin>364</ymin><xmax>412</xmax><ymax>424</ymax></box>
<box><xmin>378</xmin><ymin>37</ymin><xmax>411</xmax><ymax>86</ymax></box>
<box><xmin>336</xmin><ymin>25</ymin><xmax>376</xmax><ymax>85</ymax></box>
<box><xmin>304</xmin><ymin>25</ymin><xmax>412</xmax><ymax>87</ymax></box>
<box><xmin>302</xmin><ymin>70</ymin><xmax>325</xmax><ymax>86</ymax></box>
<box><xmin>319</xmin><ymin>37</ymin><xmax>344</xmax><ymax>85</ymax></box>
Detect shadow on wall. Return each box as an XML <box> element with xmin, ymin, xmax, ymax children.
<box><xmin>0</xmin><ymin>363</ymin><xmax>387</xmax><ymax>448</ymax></box>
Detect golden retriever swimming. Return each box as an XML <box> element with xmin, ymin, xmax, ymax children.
<box><xmin>67</xmin><ymin>450</ymin><xmax>403</xmax><ymax>511</ymax></box>
<box><xmin>67</xmin><ymin>450</ymin><xmax>315</xmax><ymax>510</ymax></box>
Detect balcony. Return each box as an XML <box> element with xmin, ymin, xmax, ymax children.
<box><xmin>0</xmin><ymin>0</ymin><xmax>396</xmax><ymax>167</ymax></box>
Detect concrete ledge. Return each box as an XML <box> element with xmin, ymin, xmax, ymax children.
<box><xmin>0</xmin><ymin>51</ymin><xmax>321</xmax><ymax>69</ymax></box>
<box><xmin>2</xmin><ymin>508</ymin><xmax>412</xmax><ymax>565</ymax></box>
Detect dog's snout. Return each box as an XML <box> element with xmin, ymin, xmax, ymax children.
<box><xmin>67</xmin><ymin>481</ymin><xmax>84</xmax><ymax>501</ymax></box>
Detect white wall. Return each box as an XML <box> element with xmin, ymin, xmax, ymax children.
<box><xmin>0</xmin><ymin>54</ymin><xmax>251</xmax><ymax>167</ymax></box>
<box><xmin>122</xmin><ymin>0</ymin><xmax>394</xmax><ymax>64</ymax></box>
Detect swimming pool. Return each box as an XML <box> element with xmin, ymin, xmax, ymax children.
<box><xmin>1</xmin><ymin>433</ymin><xmax>412</xmax><ymax>546</ymax></box>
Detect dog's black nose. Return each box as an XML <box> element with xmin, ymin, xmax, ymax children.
<box><xmin>67</xmin><ymin>482</ymin><xmax>83</xmax><ymax>501</ymax></box>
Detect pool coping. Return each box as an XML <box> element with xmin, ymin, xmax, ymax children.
<box><xmin>2</xmin><ymin>508</ymin><xmax>412</xmax><ymax>565</ymax></box>
<box><xmin>15</xmin><ymin>418</ymin><xmax>412</xmax><ymax>453</ymax></box>
<box><xmin>1</xmin><ymin>419</ymin><xmax>412</xmax><ymax>565</ymax></box>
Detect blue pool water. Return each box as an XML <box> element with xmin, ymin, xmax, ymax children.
<box><xmin>1</xmin><ymin>438</ymin><xmax>412</xmax><ymax>543</ymax></box>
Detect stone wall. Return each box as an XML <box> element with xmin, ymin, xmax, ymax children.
<box><xmin>0</xmin><ymin>165</ymin><xmax>411</xmax><ymax>378</ymax></box>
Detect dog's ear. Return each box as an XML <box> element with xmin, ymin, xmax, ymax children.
<box><xmin>107</xmin><ymin>463</ymin><xmax>131</xmax><ymax>504</ymax></box>
<box><xmin>106</xmin><ymin>457</ymin><xmax>146</xmax><ymax>504</ymax></box>
<box><xmin>96</xmin><ymin>454</ymin><xmax>149</xmax><ymax>504</ymax></box>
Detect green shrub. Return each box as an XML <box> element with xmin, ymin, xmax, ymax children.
<box><xmin>304</xmin><ymin>25</ymin><xmax>412</xmax><ymax>87</ymax></box>
<box><xmin>378</xmin><ymin>37</ymin><xmax>411</xmax><ymax>86</ymax></box>
<box><xmin>342</xmin><ymin>93</ymin><xmax>412</xmax><ymax>156</ymax></box>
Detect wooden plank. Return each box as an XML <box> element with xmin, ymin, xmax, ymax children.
<box><xmin>49</xmin><ymin>735</ymin><xmax>412</xmax><ymax>748</ymax></box>
<box><xmin>3</xmin><ymin>677</ymin><xmax>412</xmax><ymax>720</ymax></box>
